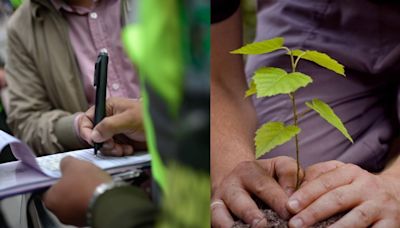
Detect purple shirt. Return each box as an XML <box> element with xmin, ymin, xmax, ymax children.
<box><xmin>51</xmin><ymin>0</ymin><xmax>140</xmax><ymax>106</ymax></box>
<box><xmin>247</xmin><ymin>0</ymin><xmax>400</xmax><ymax>172</ymax></box>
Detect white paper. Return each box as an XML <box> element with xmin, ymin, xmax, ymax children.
<box><xmin>36</xmin><ymin>149</ymin><xmax>150</xmax><ymax>177</ymax></box>
<box><xmin>0</xmin><ymin>130</ymin><xmax>151</xmax><ymax>178</ymax></box>
<box><xmin>0</xmin><ymin>130</ymin><xmax>151</xmax><ymax>199</ymax></box>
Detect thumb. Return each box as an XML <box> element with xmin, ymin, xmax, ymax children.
<box><xmin>59</xmin><ymin>156</ymin><xmax>80</xmax><ymax>173</ymax></box>
<box><xmin>91</xmin><ymin>113</ymin><xmax>132</xmax><ymax>143</ymax></box>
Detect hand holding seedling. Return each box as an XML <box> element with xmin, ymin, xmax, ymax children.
<box><xmin>286</xmin><ymin>161</ymin><xmax>400</xmax><ymax>227</ymax></box>
<box><xmin>211</xmin><ymin>156</ymin><xmax>304</xmax><ymax>227</ymax></box>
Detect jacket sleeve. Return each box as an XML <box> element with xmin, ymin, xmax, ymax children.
<box><xmin>91</xmin><ymin>186</ymin><xmax>157</xmax><ymax>228</ymax></box>
<box><xmin>5</xmin><ymin>20</ymin><xmax>84</xmax><ymax>155</ymax></box>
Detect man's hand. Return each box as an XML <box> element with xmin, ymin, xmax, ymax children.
<box><xmin>78</xmin><ymin>97</ymin><xmax>146</xmax><ymax>156</ymax></box>
<box><xmin>43</xmin><ymin>156</ymin><xmax>112</xmax><ymax>226</ymax></box>
<box><xmin>287</xmin><ymin>161</ymin><xmax>400</xmax><ymax>228</ymax></box>
<box><xmin>211</xmin><ymin>156</ymin><xmax>304</xmax><ymax>228</ymax></box>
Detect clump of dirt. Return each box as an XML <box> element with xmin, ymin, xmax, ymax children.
<box><xmin>232</xmin><ymin>209</ymin><xmax>343</xmax><ymax>228</ymax></box>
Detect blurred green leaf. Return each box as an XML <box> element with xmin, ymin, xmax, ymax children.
<box><xmin>245</xmin><ymin>79</ymin><xmax>257</xmax><ymax>97</ymax></box>
<box><xmin>231</xmin><ymin>37</ymin><xmax>284</xmax><ymax>55</ymax></box>
<box><xmin>291</xmin><ymin>50</ymin><xmax>345</xmax><ymax>76</ymax></box>
<box><xmin>306</xmin><ymin>99</ymin><xmax>353</xmax><ymax>143</ymax></box>
<box><xmin>255</xmin><ymin>122</ymin><xmax>301</xmax><ymax>158</ymax></box>
<box><xmin>253</xmin><ymin>67</ymin><xmax>312</xmax><ymax>97</ymax></box>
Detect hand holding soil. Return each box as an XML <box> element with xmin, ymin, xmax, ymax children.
<box><xmin>211</xmin><ymin>156</ymin><xmax>304</xmax><ymax>227</ymax></box>
<box><xmin>287</xmin><ymin>161</ymin><xmax>400</xmax><ymax>228</ymax></box>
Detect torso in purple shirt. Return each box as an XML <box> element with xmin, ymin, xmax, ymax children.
<box><xmin>247</xmin><ymin>0</ymin><xmax>400</xmax><ymax>172</ymax></box>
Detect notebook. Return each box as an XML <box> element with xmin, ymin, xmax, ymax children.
<box><xmin>0</xmin><ymin>130</ymin><xmax>151</xmax><ymax>199</ymax></box>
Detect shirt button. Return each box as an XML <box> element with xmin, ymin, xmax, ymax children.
<box><xmin>90</xmin><ymin>12</ymin><xmax>98</xmax><ymax>19</ymax></box>
<box><xmin>112</xmin><ymin>83</ymin><xmax>120</xmax><ymax>91</ymax></box>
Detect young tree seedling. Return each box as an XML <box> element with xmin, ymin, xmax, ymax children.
<box><xmin>231</xmin><ymin>37</ymin><xmax>353</xmax><ymax>188</ymax></box>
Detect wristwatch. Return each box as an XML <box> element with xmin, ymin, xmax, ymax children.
<box><xmin>86</xmin><ymin>181</ymin><xmax>128</xmax><ymax>226</ymax></box>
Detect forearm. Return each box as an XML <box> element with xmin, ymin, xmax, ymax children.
<box><xmin>7</xmin><ymin>107</ymin><xmax>85</xmax><ymax>154</ymax></box>
<box><xmin>211</xmin><ymin>8</ymin><xmax>257</xmax><ymax>190</ymax></box>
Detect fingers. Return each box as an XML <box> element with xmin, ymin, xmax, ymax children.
<box><xmin>84</xmin><ymin>105</ymin><xmax>95</xmax><ymax>122</ymax></box>
<box><xmin>59</xmin><ymin>156</ymin><xmax>80</xmax><ymax>173</ymax></box>
<box><xmin>303</xmin><ymin>160</ymin><xmax>344</xmax><ymax>184</ymax></box>
<box><xmin>221</xmin><ymin>187</ymin><xmax>267</xmax><ymax>227</ymax></box>
<box><xmin>79</xmin><ymin>114</ymin><xmax>94</xmax><ymax>146</ymax></box>
<box><xmin>210</xmin><ymin>200</ymin><xmax>235</xmax><ymax>228</ymax></box>
<box><xmin>43</xmin><ymin>184</ymin><xmax>57</xmax><ymax>211</ymax></box>
<box><xmin>373</xmin><ymin>220</ymin><xmax>399</xmax><ymax>228</ymax></box>
<box><xmin>266</xmin><ymin>156</ymin><xmax>304</xmax><ymax>196</ymax></box>
<box><xmin>99</xmin><ymin>142</ymin><xmax>134</xmax><ymax>157</ymax></box>
<box><xmin>329</xmin><ymin>201</ymin><xmax>380</xmax><ymax>228</ymax></box>
<box><xmin>289</xmin><ymin>185</ymin><xmax>362</xmax><ymax>227</ymax></box>
<box><xmin>287</xmin><ymin>164</ymin><xmax>359</xmax><ymax>214</ymax></box>
<box><xmin>240</xmin><ymin>162</ymin><xmax>290</xmax><ymax>219</ymax></box>
<box><xmin>91</xmin><ymin>111</ymin><xmax>133</xmax><ymax>143</ymax></box>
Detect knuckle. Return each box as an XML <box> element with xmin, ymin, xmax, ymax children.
<box><xmin>320</xmin><ymin>177</ymin><xmax>334</xmax><ymax>191</ymax></box>
<box><xmin>331</xmin><ymin>189</ymin><xmax>346</xmax><ymax>208</ymax></box>
<box><xmin>354</xmin><ymin>207</ymin><xmax>370</xmax><ymax>223</ymax></box>
<box><xmin>227</xmin><ymin>187</ymin><xmax>246</xmax><ymax>202</ymax></box>
<box><xmin>275</xmin><ymin>156</ymin><xmax>296</xmax><ymax>164</ymax></box>
<box><xmin>380</xmin><ymin>191</ymin><xmax>394</xmax><ymax>206</ymax></box>
<box><xmin>101</xmin><ymin>119</ymin><xmax>115</xmax><ymax>130</ymax></box>
<box><xmin>258</xmin><ymin>159</ymin><xmax>275</xmax><ymax>175</ymax></box>
<box><xmin>253</xmin><ymin>181</ymin><xmax>267</xmax><ymax>195</ymax></box>
<box><xmin>343</xmin><ymin>163</ymin><xmax>361</xmax><ymax>174</ymax></box>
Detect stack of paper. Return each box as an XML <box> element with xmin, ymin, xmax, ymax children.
<box><xmin>0</xmin><ymin>131</ymin><xmax>151</xmax><ymax>199</ymax></box>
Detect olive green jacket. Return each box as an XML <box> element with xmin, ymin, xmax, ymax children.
<box><xmin>6</xmin><ymin>0</ymin><xmax>132</xmax><ymax>155</ymax></box>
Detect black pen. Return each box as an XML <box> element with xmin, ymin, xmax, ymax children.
<box><xmin>93</xmin><ymin>49</ymin><xmax>108</xmax><ymax>155</ymax></box>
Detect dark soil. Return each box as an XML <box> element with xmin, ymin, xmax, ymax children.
<box><xmin>232</xmin><ymin>209</ymin><xmax>343</xmax><ymax>228</ymax></box>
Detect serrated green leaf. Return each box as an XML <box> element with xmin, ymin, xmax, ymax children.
<box><xmin>253</xmin><ymin>67</ymin><xmax>313</xmax><ymax>97</ymax></box>
<box><xmin>245</xmin><ymin>80</ymin><xmax>257</xmax><ymax>97</ymax></box>
<box><xmin>230</xmin><ymin>37</ymin><xmax>284</xmax><ymax>55</ymax></box>
<box><xmin>306</xmin><ymin>99</ymin><xmax>353</xmax><ymax>143</ymax></box>
<box><xmin>255</xmin><ymin>122</ymin><xmax>301</xmax><ymax>158</ymax></box>
<box><xmin>291</xmin><ymin>50</ymin><xmax>345</xmax><ymax>76</ymax></box>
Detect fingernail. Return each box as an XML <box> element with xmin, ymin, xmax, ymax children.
<box><xmin>289</xmin><ymin>217</ymin><xmax>303</xmax><ymax>228</ymax></box>
<box><xmin>252</xmin><ymin>217</ymin><xmax>266</xmax><ymax>228</ymax></box>
<box><xmin>91</xmin><ymin>130</ymin><xmax>102</xmax><ymax>142</ymax></box>
<box><xmin>287</xmin><ymin>199</ymin><xmax>300</xmax><ymax>212</ymax></box>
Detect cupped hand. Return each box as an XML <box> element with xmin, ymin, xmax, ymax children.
<box><xmin>78</xmin><ymin>97</ymin><xmax>146</xmax><ymax>156</ymax></box>
<box><xmin>287</xmin><ymin>161</ymin><xmax>400</xmax><ymax>228</ymax></box>
<box><xmin>43</xmin><ymin>156</ymin><xmax>112</xmax><ymax>226</ymax></box>
<box><xmin>211</xmin><ymin>156</ymin><xmax>304</xmax><ymax>228</ymax></box>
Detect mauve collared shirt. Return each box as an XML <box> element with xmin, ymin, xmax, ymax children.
<box><xmin>51</xmin><ymin>0</ymin><xmax>140</xmax><ymax>106</ymax></box>
<box><xmin>247</xmin><ymin>0</ymin><xmax>400</xmax><ymax>172</ymax></box>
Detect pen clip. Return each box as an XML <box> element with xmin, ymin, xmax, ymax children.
<box><xmin>94</xmin><ymin>56</ymin><xmax>101</xmax><ymax>86</ymax></box>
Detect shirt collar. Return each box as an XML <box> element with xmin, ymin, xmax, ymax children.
<box><xmin>49</xmin><ymin>0</ymin><xmax>99</xmax><ymax>14</ymax></box>
<box><xmin>50</xmin><ymin>0</ymin><xmax>67</xmax><ymax>12</ymax></box>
